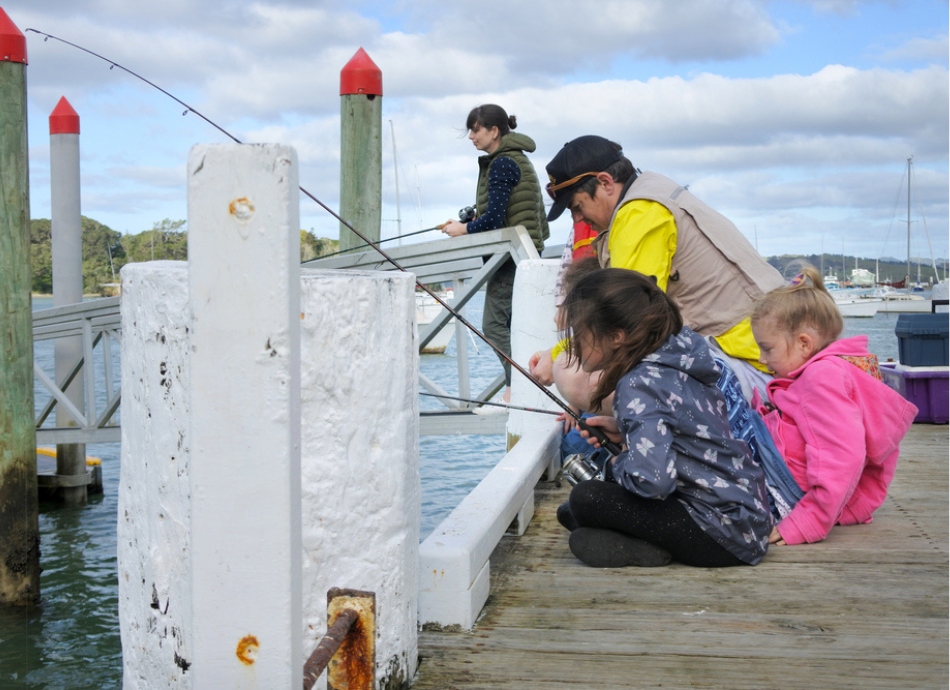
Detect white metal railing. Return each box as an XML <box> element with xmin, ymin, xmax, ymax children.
<box><xmin>417</xmin><ymin>258</ymin><xmax>564</xmax><ymax>629</ymax></box>
<box><xmin>32</xmin><ymin>296</ymin><xmax>121</xmax><ymax>444</ymax></box>
<box><xmin>29</xmin><ymin>230</ymin><xmax>544</xmax><ymax>443</ymax></box>
<box><xmin>417</xmin><ymin>424</ymin><xmax>560</xmax><ymax>629</ymax></box>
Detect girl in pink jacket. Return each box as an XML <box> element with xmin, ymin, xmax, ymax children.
<box><xmin>750</xmin><ymin>267</ymin><xmax>917</xmax><ymax>545</ymax></box>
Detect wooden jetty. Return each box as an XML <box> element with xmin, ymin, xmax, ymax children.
<box><xmin>413</xmin><ymin>424</ymin><xmax>948</xmax><ymax>689</ymax></box>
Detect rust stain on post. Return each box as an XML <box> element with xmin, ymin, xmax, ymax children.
<box><xmin>327</xmin><ymin>588</ymin><xmax>376</xmax><ymax>690</ymax></box>
<box><xmin>235</xmin><ymin>634</ymin><xmax>259</xmax><ymax>665</ymax></box>
<box><xmin>229</xmin><ymin>197</ymin><xmax>255</xmax><ymax>222</ymax></box>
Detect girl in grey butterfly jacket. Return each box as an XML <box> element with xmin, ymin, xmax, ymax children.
<box><xmin>558</xmin><ymin>268</ymin><xmax>772</xmax><ymax>568</ymax></box>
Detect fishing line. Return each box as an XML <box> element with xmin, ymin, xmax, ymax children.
<box><xmin>26</xmin><ymin>28</ymin><xmax>621</xmax><ymax>454</ymax></box>
<box><xmin>421</xmin><ymin>392</ymin><xmax>561</xmax><ymax>416</ymax></box>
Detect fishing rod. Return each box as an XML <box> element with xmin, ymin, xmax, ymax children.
<box><xmin>317</xmin><ymin>206</ymin><xmax>475</xmax><ymax>260</ymax></box>
<box><xmin>315</xmin><ymin>225</ymin><xmax>443</xmax><ymax>261</ymax></box>
<box><xmin>26</xmin><ymin>28</ymin><xmax>622</xmax><ymax>456</ymax></box>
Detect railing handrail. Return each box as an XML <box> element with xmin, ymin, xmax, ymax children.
<box><xmin>33</xmin><ymin>296</ymin><xmax>122</xmax><ymax>445</ymax></box>
<box><xmin>32</xmin><ymin>295</ymin><xmax>121</xmax><ymax>340</ymax></box>
<box><xmin>418</xmin><ymin>424</ymin><xmax>560</xmax><ymax>628</ymax></box>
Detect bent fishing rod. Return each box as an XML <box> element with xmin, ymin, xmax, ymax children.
<box><xmin>315</xmin><ymin>225</ymin><xmax>443</xmax><ymax>261</ymax></box>
<box><xmin>318</xmin><ymin>203</ymin><xmax>474</xmax><ymax>259</ymax></box>
<box><xmin>27</xmin><ymin>28</ymin><xmax>622</xmax><ymax>455</ymax></box>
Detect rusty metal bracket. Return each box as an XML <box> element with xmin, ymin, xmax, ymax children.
<box><xmin>302</xmin><ymin>588</ymin><xmax>376</xmax><ymax>690</ymax></box>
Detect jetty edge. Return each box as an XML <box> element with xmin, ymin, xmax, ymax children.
<box><xmin>411</xmin><ymin>423</ymin><xmax>948</xmax><ymax>689</ymax></box>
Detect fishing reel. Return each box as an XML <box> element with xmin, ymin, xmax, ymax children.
<box><xmin>562</xmin><ymin>450</ymin><xmax>609</xmax><ymax>486</ymax></box>
<box><xmin>458</xmin><ymin>206</ymin><xmax>476</xmax><ymax>223</ymax></box>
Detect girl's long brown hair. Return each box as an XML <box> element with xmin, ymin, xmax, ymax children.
<box><xmin>562</xmin><ymin>269</ymin><xmax>683</xmax><ymax>411</ymax></box>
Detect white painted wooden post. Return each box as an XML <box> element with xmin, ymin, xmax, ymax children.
<box><xmin>187</xmin><ymin>144</ymin><xmax>302</xmax><ymax>687</ymax></box>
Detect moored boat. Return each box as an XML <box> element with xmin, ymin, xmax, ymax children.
<box><xmin>417</xmin><ymin>288</ymin><xmax>456</xmax><ymax>354</ymax></box>
<box><xmin>866</xmin><ymin>286</ymin><xmax>932</xmax><ymax>314</ymax></box>
<box><xmin>833</xmin><ymin>293</ymin><xmax>881</xmax><ymax>317</ymax></box>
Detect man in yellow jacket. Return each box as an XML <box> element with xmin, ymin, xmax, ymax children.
<box><xmin>531</xmin><ymin>135</ymin><xmax>784</xmax><ymax>407</ymax></box>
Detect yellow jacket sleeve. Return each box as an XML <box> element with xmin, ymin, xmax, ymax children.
<box><xmin>607</xmin><ymin>199</ymin><xmax>677</xmax><ymax>291</ymax></box>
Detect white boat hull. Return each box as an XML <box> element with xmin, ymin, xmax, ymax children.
<box><xmin>417</xmin><ymin>291</ymin><xmax>455</xmax><ymax>354</ymax></box>
<box><xmin>864</xmin><ymin>287</ymin><xmax>933</xmax><ymax>314</ymax></box>
<box><xmin>835</xmin><ymin>297</ymin><xmax>881</xmax><ymax>317</ymax></box>
<box><xmin>877</xmin><ymin>298</ymin><xmax>933</xmax><ymax>314</ymax></box>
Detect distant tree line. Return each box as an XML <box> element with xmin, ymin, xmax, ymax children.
<box><xmin>29</xmin><ymin>220</ymin><xmax>946</xmax><ymax>296</ymax></box>
<box><xmin>29</xmin><ymin>217</ymin><xmax>340</xmax><ymax>295</ymax></box>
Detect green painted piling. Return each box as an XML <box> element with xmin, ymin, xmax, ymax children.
<box><xmin>339</xmin><ymin>47</ymin><xmax>382</xmax><ymax>253</ymax></box>
<box><xmin>0</xmin><ymin>7</ymin><xmax>40</xmax><ymax>605</ymax></box>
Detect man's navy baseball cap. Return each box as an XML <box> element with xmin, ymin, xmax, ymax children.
<box><xmin>545</xmin><ymin>135</ymin><xmax>624</xmax><ymax>221</ymax></box>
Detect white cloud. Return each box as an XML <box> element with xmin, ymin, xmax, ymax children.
<box><xmin>12</xmin><ymin>0</ymin><xmax>947</xmax><ymax>261</ymax></box>
<box><xmin>880</xmin><ymin>34</ymin><xmax>950</xmax><ymax>64</ymax></box>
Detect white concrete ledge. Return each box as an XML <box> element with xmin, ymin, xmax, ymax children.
<box><xmin>418</xmin><ymin>424</ymin><xmax>560</xmax><ymax>629</ymax></box>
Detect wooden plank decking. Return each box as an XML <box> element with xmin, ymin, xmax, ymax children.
<box><xmin>413</xmin><ymin>424</ymin><xmax>949</xmax><ymax>689</ymax></box>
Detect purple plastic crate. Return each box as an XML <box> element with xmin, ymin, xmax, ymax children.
<box><xmin>880</xmin><ymin>363</ymin><xmax>949</xmax><ymax>424</ymax></box>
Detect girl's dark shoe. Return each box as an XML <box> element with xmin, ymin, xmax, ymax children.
<box><xmin>556</xmin><ymin>501</ymin><xmax>579</xmax><ymax>531</ymax></box>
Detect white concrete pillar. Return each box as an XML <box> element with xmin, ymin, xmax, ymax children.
<box><xmin>298</xmin><ymin>267</ymin><xmax>420</xmax><ymax>688</ymax></box>
<box><xmin>118</xmin><ymin>143</ymin><xmax>419</xmax><ymax>688</ymax></box>
<box><xmin>117</xmin><ymin>261</ymin><xmax>193</xmax><ymax>689</ymax></box>
<box><xmin>508</xmin><ymin>259</ymin><xmax>562</xmax><ymax>449</ymax></box>
<box><xmin>117</xmin><ymin>263</ymin><xmax>421</xmax><ymax>688</ymax></box>
<box><xmin>187</xmin><ymin>143</ymin><xmax>302</xmax><ymax>688</ymax></box>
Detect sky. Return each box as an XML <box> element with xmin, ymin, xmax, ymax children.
<box><xmin>6</xmin><ymin>0</ymin><xmax>949</xmax><ymax>267</ymax></box>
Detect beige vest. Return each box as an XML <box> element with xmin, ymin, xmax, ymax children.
<box><xmin>596</xmin><ymin>171</ymin><xmax>784</xmax><ymax>336</ymax></box>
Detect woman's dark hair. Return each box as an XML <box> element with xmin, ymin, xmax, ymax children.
<box><xmin>562</xmin><ymin>268</ymin><xmax>683</xmax><ymax>411</ymax></box>
<box><xmin>466</xmin><ymin>104</ymin><xmax>516</xmax><ymax>136</ymax></box>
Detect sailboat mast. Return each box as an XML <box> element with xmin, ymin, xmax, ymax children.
<box><xmin>389</xmin><ymin>120</ymin><xmax>403</xmax><ymax>241</ymax></box>
<box><xmin>906</xmin><ymin>156</ymin><xmax>912</xmax><ymax>285</ymax></box>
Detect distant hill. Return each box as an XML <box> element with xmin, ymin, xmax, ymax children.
<box><xmin>765</xmin><ymin>253</ymin><xmax>947</xmax><ymax>285</ymax></box>
<box><xmin>30</xmin><ymin>217</ymin><xmax>339</xmax><ymax>296</ymax></box>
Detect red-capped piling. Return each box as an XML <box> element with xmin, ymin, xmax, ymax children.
<box><xmin>0</xmin><ymin>5</ymin><xmax>40</xmax><ymax>605</ymax></box>
<box><xmin>0</xmin><ymin>7</ymin><xmax>27</xmax><ymax>64</ymax></box>
<box><xmin>50</xmin><ymin>95</ymin><xmax>80</xmax><ymax>134</ymax></box>
<box><xmin>49</xmin><ymin>96</ymin><xmax>89</xmax><ymax>505</ymax></box>
<box><xmin>339</xmin><ymin>48</ymin><xmax>382</xmax><ymax>252</ymax></box>
<box><xmin>340</xmin><ymin>47</ymin><xmax>382</xmax><ymax>97</ymax></box>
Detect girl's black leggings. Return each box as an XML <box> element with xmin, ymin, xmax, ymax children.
<box><xmin>566</xmin><ymin>480</ymin><xmax>745</xmax><ymax>567</ymax></box>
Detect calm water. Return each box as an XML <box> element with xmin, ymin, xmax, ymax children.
<box><xmin>0</xmin><ymin>295</ymin><xmax>912</xmax><ymax>688</ymax></box>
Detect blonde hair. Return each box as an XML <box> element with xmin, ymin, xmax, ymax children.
<box><xmin>751</xmin><ymin>264</ymin><xmax>842</xmax><ymax>348</ymax></box>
